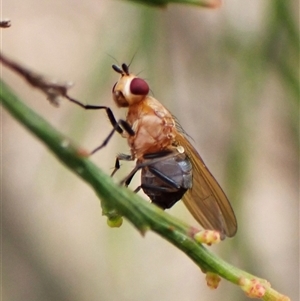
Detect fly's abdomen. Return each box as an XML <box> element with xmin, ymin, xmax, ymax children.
<box><xmin>141</xmin><ymin>153</ymin><xmax>192</xmax><ymax>209</ymax></box>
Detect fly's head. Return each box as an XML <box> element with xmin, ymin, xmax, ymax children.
<box><xmin>112</xmin><ymin>63</ymin><xmax>149</xmax><ymax>107</ymax></box>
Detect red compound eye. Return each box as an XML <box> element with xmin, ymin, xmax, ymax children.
<box><xmin>130</xmin><ymin>78</ymin><xmax>149</xmax><ymax>95</ymax></box>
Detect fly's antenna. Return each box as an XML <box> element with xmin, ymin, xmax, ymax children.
<box><xmin>107</xmin><ymin>53</ymin><xmax>124</xmax><ymax>75</ymax></box>
<box><xmin>110</xmin><ymin>50</ymin><xmax>138</xmax><ymax>76</ymax></box>
<box><xmin>128</xmin><ymin>50</ymin><xmax>138</xmax><ymax>69</ymax></box>
<box><xmin>122</xmin><ymin>49</ymin><xmax>139</xmax><ymax>75</ymax></box>
<box><xmin>121</xmin><ymin>63</ymin><xmax>129</xmax><ymax>75</ymax></box>
<box><xmin>106</xmin><ymin>53</ymin><xmax>120</xmax><ymax>65</ymax></box>
<box><xmin>112</xmin><ymin>64</ymin><xmax>123</xmax><ymax>74</ymax></box>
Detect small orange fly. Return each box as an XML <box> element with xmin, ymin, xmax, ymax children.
<box><xmin>70</xmin><ymin>63</ymin><xmax>237</xmax><ymax>239</ymax></box>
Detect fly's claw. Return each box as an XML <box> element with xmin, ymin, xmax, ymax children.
<box><xmin>206</xmin><ymin>272</ymin><xmax>221</xmax><ymax>289</ymax></box>
<box><xmin>194</xmin><ymin>230</ymin><xmax>221</xmax><ymax>245</ymax></box>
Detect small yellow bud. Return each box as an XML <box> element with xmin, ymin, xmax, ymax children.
<box><xmin>107</xmin><ymin>216</ymin><xmax>123</xmax><ymax>228</ymax></box>
<box><xmin>194</xmin><ymin>230</ymin><xmax>221</xmax><ymax>245</ymax></box>
<box><xmin>239</xmin><ymin>277</ymin><xmax>266</xmax><ymax>298</ymax></box>
<box><xmin>206</xmin><ymin>272</ymin><xmax>221</xmax><ymax>289</ymax></box>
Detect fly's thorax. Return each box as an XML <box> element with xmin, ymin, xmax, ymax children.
<box><xmin>112</xmin><ymin>73</ymin><xmax>149</xmax><ymax>107</ymax></box>
<box><xmin>127</xmin><ymin>103</ymin><xmax>176</xmax><ymax>157</ymax></box>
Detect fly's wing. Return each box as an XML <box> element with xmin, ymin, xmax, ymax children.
<box><xmin>175</xmin><ymin>133</ymin><xmax>237</xmax><ymax>238</ymax></box>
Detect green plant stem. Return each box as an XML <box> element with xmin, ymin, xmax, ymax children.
<box><xmin>0</xmin><ymin>79</ymin><xmax>289</xmax><ymax>301</ymax></box>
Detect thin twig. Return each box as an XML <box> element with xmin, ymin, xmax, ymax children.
<box><xmin>0</xmin><ymin>19</ymin><xmax>11</xmax><ymax>28</ymax></box>
<box><xmin>0</xmin><ymin>51</ymin><xmax>76</xmax><ymax>106</ymax></box>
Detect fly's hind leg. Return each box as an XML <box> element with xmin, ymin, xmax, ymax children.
<box><xmin>134</xmin><ymin>184</ymin><xmax>172</xmax><ymax>194</ymax></box>
<box><xmin>120</xmin><ymin>150</ymin><xmax>178</xmax><ymax>188</ymax></box>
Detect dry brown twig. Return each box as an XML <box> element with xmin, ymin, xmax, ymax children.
<box><xmin>0</xmin><ymin>19</ymin><xmax>11</xmax><ymax>28</ymax></box>
<box><xmin>0</xmin><ymin>51</ymin><xmax>76</xmax><ymax>106</ymax></box>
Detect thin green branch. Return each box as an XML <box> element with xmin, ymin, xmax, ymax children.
<box><xmin>0</xmin><ymin>77</ymin><xmax>290</xmax><ymax>301</ymax></box>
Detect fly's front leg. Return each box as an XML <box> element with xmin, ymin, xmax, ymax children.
<box><xmin>90</xmin><ymin>119</ymin><xmax>134</xmax><ymax>155</ymax></box>
<box><xmin>65</xmin><ymin>95</ymin><xmax>135</xmax><ymax>155</ymax></box>
<box><xmin>65</xmin><ymin>95</ymin><xmax>123</xmax><ymax>134</ymax></box>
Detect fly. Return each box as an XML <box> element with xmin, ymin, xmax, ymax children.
<box><xmin>68</xmin><ymin>63</ymin><xmax>237</xmax><ymax>239</ymax></box>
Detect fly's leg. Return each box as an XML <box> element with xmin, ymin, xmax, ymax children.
<box><xmin>65</xmin><ymin>95</ymin><xmax>123</xmax><ymax>133</ymax></box>
<box><xmin>133</xmin><ymin>166</ymin><xmax>181</xmax><ymax>195</ymax></box>
<box><xmin>134</xmin><ymin>184</ymin><xmax>175</xmax><ymax>194</ymax></box>
<box><xmin>146</xmin><ymin>166</ymin><xmax>180</xmax><ymax>189</ymax></box>
<box><xmin>65</xmin><ymin>96</ymin><xmax>135</xmax><ymax>155</ymax></box>
<box><xmin>120</xmin><ymin>150</ymin><xmax>178</xmax><ymax>187</ymax></box>
<box><xmin>111</xmin><ymin>146</ymin><xmax>173</xmax><ymax>183</ymax></box>
<box><xmin>90</xmin><ymin>120</ymin><xmax>134</xmax><ymax>155</ymax></box>
<box><xmin>111</xmin><ymin>153</ymin><xmax>133</xmax><ymax>177</ymax></box>
<box><xmin>142</xmin><ymin>150</ymin><xmax>173</xmax><ymax>159</ymax></box>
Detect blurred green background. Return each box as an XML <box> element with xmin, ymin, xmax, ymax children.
<box><xmin>2</xmin><ymin>0</ymin><xmax>299</xmax><ymax>300</ymax></box>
